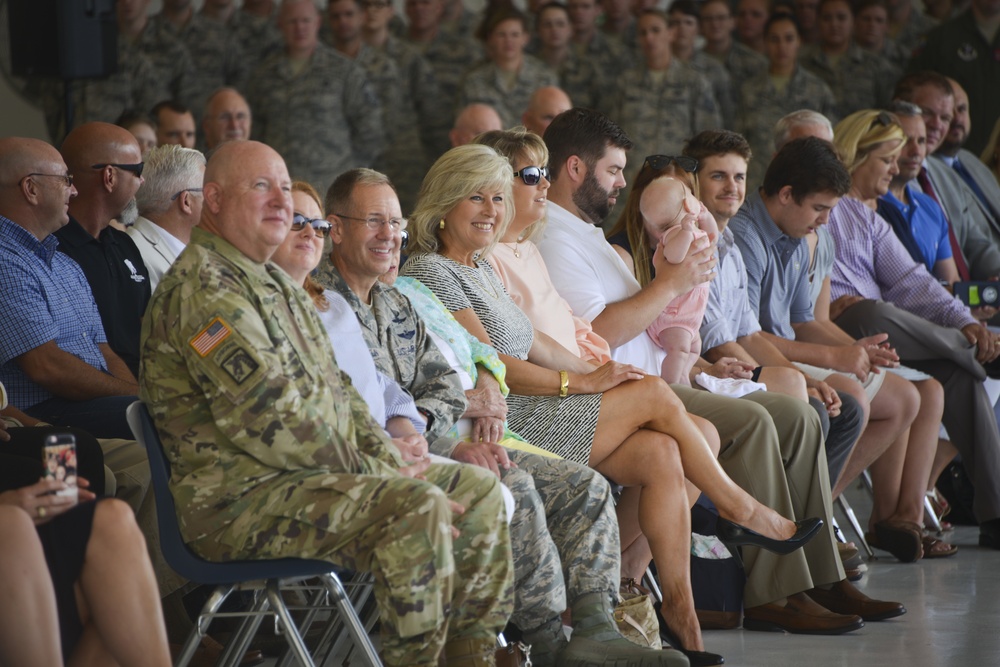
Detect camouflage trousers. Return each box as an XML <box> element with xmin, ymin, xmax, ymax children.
<box><xmin>501</xmin><ymin>449</ymin><xmax>621</xmax><ymax>632</ymax></box>
<box><xmin>198</xmin><ymin>462</ymin><xmax>514</xmax><ymax>666</ymax></box>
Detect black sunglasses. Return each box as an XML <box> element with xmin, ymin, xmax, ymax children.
<box><xmin>513</xmin><ymin>165</ymin><xmax>550</xmax><ymax>186</ymax></box>
<box><xmin>91</xmin><ymin>162</ymin><xmax>144</xmax><ymax>177</ymax></box>
<box><xmin>291</xmin><ymin>213</ymin><xmax>332</xmax><ymax>238</ymax></box>
<box><xmin>643</xmin><ymin>155</ymin><xmax>699</xmax><ymax>173</ymax></box>
<box><xmin>400</xmin><ymin>229</ymin><xmax>409</xmax><ymax>250</ymax></box>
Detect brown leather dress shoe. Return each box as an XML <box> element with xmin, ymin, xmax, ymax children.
<box><xmin>805</xmin><ymin>579</ymin><xmax>906</xmax><ymax>621</ymax></box>
<box><xmin>743</xmin><ymin>593</ymin><xmax>864</xmax><ymax>635</ymax></box>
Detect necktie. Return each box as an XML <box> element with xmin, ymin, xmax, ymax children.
<box><xmin>953</xmin><ymin>159</ymin><xmax>997</xmax><ymax>219</ymax></box>
<box><xmin>918</xmin><ymin>167</ymin><xmax>970</xmax><ymax>281</ymax></box>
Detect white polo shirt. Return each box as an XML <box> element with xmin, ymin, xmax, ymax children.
<box><xmin>537</xmin><ymin>201</ymin><xmax>666</xmax><ymax>374</ymax></box>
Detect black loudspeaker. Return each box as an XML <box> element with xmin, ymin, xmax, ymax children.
<box><xmin>9</xmin><ymin>0</ymin><xmax>117</xmax><ymax>79</ymax></box>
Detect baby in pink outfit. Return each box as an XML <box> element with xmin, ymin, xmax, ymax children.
<box><xmin>642</xmin><ymin>177</ymin><xmax>719</xmax><ymax>385</ymax></box>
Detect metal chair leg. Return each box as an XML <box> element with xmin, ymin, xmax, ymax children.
<box><xmin>836</xmin><ymin>495</ymin><xmax>874</xmax><ymax>560</ymax></box>
<box><xmin>267</xmin><ymin>579</ymin><xmax>316</xmax><ymax>667</ymax></box>
<box><xmin>218</xmin><ymin>589</ymin><xmax>270</xmax><ymax>667</ymax></box>
<box><xmin>321</xmin><ymin>572</ymin><xmax>382</xmax><ymax>666</ymax></box>
<box><xmin>175</xmin><ymin>584</ymin><xmax>235</xmax><ymax>667</ymax></box>
<box><xmin>924</xmin><ymin>494</ymin><xmax>944</xmax><ymax>534</ymax></box>
<box><xmin>276</xmin><ymin>584</ymin><xmax>330</xmax><ymax>667</ymax></box>
<box><xmin>642</xmin><ymin>566</ymin><xmax>663</xmax><ymax>604</ymax></box>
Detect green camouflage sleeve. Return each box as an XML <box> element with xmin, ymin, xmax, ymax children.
<box><xmin>143</xmin><ymin>271</ymin><xmax>404</xmax><ymax>478</ymax></box>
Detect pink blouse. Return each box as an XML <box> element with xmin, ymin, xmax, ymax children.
<box><xmin>489</xmin><ymin>240</ymin><xmax>613</xmax><ymax>364</ymax></box>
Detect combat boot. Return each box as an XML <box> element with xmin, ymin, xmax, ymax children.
<box><xmin>559</xmin><ymin>592</ymin><xmax>691</xmax><ymax>667</ymax></box>
<box><xmin>443</xmin><ymin>637</ymin><xmax>496</xmax><ymax>667</ymax></box>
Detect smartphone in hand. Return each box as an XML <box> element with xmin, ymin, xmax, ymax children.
<box><xmin>42</xmin><ymin>434</ymin><xmax>78</xmax><ymax>500</ymax></box>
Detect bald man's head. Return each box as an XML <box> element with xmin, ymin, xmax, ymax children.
<box><xmin>61</xmin><ymin>122</ymin><xmax>143</xmax><ymax>175</ymax></box>
<box><xmin>450</xmin><ymin>104</ymin><xmax>504</xmax><ymax>147</ymax></box>
<box><xmin>0</xmin><ymin>137</ymin><xmax>77</xmax><ymax>239</ymax></box>
<box><xmin>201</xmin><ymin>141</ymin><xmax>293</xmax><ymax>263</ymax></box>
<box><xmin>203</xmin><ymin>87</ymin><xmax>253</xmax><ymax>149</ymax></box>
<box><xmin>62</xmin><ymin>122</ymin><xmax>144</xmax><ymax>228</ymax></box>
<box><xmin>522</xmin><ymin>86</ymin><xmax>573</xmax><ymax>137</ymax></box>
<box><xmin>0</xmin><ymin>138</ymin><xmax>60</xmax><ymax>187</ymax></box>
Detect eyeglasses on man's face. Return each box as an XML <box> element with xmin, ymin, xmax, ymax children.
<box><xmin>19</xmin><ymin>172</ymin><xmax>74</xmax><ymax>188</ymax></box>
<box><xmin>333</xmin><ymin>213</ymin><xmax>408</xmax><ymax>232</ymax></box>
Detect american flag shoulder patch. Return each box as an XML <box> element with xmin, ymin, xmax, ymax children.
<box><xmin>189</xmin><ymin>318</ymin><xmax>232</xmax><ymax>357</ymax></box>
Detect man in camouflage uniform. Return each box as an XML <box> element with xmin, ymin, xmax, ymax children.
<box><xmin>201</xmin><ymin>0</ymin><xmax>285</xmax><ymax>73</ymax></box>
<box><xmin>699</xmin><ymin>0</ymin><xmax>769</xmax><ymax>86</ymax></box>
<box><xmin>403</xmin><ymin>0</ymin><xmax>485</xmax><ymax>138</ymax></box>
<box><xmin>327</xmin><ymin>0</ymin><xmax>429</xmax><ymax>211</ymax></box>
<box><xmin>361</xmin><ymin>0</ymin><xmax>450</xmax><ymax>162</ymax></box>
<box><xmin>313</xmin><ymin>167</ymin><xmax>684</xmax><ymax>667</ymax></box>
<box><xmin>668</xmin><ymin>0</ymin><xmax>736</xmax><ymax>130</ymax></box>
<box><xmin>441</xmin><ymin>0</ymin><xmax>482</xmax><ymax>37</ymax></box>
<box><xmin>736</xmin><ymin>15</ymin><xmax>838</xmax><ymax>187</ymax></box>
<box><xmin>613</xmin><ymin>10</ymin><xmax>722</xmax><ymax>203</ymax></box>
<box><xmin>522</xmin><ymin>86</ymin><xmax>574</xmax><ymax>137</ymax></box>
<box><xmin>247</xmin><ymin>0</ymin><xmax>385</xmax><ymax>194</ymax></box>
<box><xmin>531</xmin><ymin>2</ymin><xmax>604</xmax><ymax>112</ymax></box>
<box><xmin>886</xmin><ymin>0</ymin><xmax>937</xmax><ymax>56</ymax></box>
<box><xmin>146</xmin><ymin>0</ymin><xmax>247</xmax><ymax>121</ymax></box>
<box><xmin>854</xmin><ymin>0</ymin><xmax>910</xmax><ymax>71</ymax></box>
<box><xmin>139</xmin><ymin>141</ymin><xmax>514</xmax><ymax>667</ymax></box>
<box><xmin>201</xmin><ymin>87</ymin><xmax>253</xmax><ymax>150</ymax></box>
<box><xmin>568</xmin><ymin>0</ymin><xmax>636</xmax><ymax>86</ymax></box>
<box><xmin>458</xmin><ymin>7</ymin><xmax>559</xmax><ymax>128</ymax></box>
<box><xmin>600</xmin><ymin>0</ymin><xmax>637</xmax><ymax>49</ymax></box>
<box><xmin>117</xmin><ymin>0</ymin><xmax>197</xmax><ymax>110</ymax></box>
<box><xmin>798</xmin><ymin>0</ymin><xmax>899</xmax><ymax>119</ymax></box>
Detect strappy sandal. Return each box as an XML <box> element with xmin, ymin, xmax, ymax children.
<box><xmin>922</xmin><ymin>534</ymin><xmax>958</xmax><ymax>558</ymax></box>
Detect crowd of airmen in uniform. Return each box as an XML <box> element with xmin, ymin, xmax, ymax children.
<box><xmin>15</xmin><ymin>0</ymin><xmax>993</xmax><ymax>218</ymax></box>
<box><xmin>6</xmin><ymin>0</ymin><xmax>1000</xmax><ymax>664</ymax></box>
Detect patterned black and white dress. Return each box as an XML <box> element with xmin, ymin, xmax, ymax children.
<box><xmin>401</xmin><ymin>252</ymin><xmax>602</xmax><ymax>465</ymax></box>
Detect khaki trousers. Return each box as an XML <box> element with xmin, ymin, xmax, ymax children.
<box><xmin>673</xmin><ymin>386</ymin><xmax>845</xmax><ymax>607</ymax></box>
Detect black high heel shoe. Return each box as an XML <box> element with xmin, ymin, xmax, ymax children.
<box><xmin>653</xmin><ymin>602</ymin><xmax>724</xmax><ymax>666</ymax></box>
<box><xmin>716</xmin><ymin>517</ymin><xmax>824</xmax><ymax>556</ymax></box>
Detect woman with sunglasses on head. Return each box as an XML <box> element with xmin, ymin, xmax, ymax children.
<box><xmin>403</xmin><ymin>141</ymin><xmax>823</xmax><ymax>667</ymax></box>
<box><xmin>607</xmin><ymin>157</ymin><xmax>719</xmax><ymax>386</ymax></box>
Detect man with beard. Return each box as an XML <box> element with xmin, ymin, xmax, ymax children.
<box><xmin>932</xmin><ymin>78</ymin><xmax>1000</xmax><ymax>239</ymax></box>
<box><xmin>56</xmin><ymin>122</ymin><xmax>151</xmax><ymax>379</ymax></box>
<box><xmin>538</xmin><ymin>108</ymin><xmax>902</xmax><ymax>634</ymax></box>
<box><xmin>893</xmin><ymin>71</ymin><xmax>1000</xmax><ymax>280</ymax></box>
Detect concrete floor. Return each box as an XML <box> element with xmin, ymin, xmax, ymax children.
<box><xmin>255</xmin><ymin>484</ymin><xmax>1000</xmax><ymax>666</ymax></box>
<box><xmin>706</xmin><ymin>484</ymin><xmax>1000</xmax><ymax>667</ymax></box>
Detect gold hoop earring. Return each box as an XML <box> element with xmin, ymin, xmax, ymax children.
<box><xmin>439</xmin><ymin>219</ymin><xmax>446</xmax><ymax>229</ymax></box>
